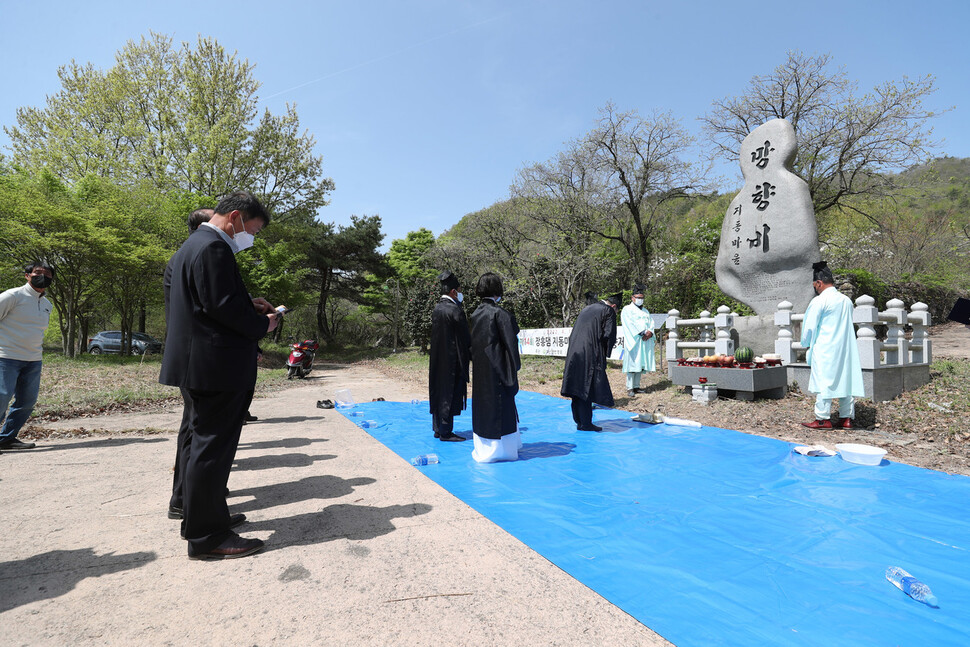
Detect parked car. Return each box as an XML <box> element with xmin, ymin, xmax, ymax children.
<box><xmin>87</xmin><ymin>331</ymin><xmax>164</xmax><ymax>355</ymax></box>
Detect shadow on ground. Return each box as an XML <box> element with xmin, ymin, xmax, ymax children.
<box><xmin>30</xmin><ymin>437</ymin><xmax>169</xmax><ymax>452</ymax></box>
<box><xmin>232</xmin><ymin>453</ymin><xmax>337</xmax><ymax>471</ymax></box>
<box><xmin>245</xmin><ymin>503</ymin><xmax>433</xmax><ymax>550</ymax></box>
<box><xmin>229</xmin><ymin>474</ymin><xmax>377</xmax><ymax>512</ymax></box>
<box><xmin>0</xmin><ymin>548</ymin><xmax>156</xmax><ymax>613</ymax></box>
<box><xmin>237</xmin><ymin>437</ymin><xmax>329</xmax><ymax>451</ymax></box>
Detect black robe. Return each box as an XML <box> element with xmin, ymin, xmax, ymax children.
<box><xmin>469</xmin><ymin>299</ymin><xmax>520</xmax><ymax>439</ymax></box>
<box><xmin>428</xmin><ymin>297</ymin><xmax>471</xmax><ymax>429</ymax></box>
<box><xmin>560</xmin><ymin>301</ymin><xmax>617</xmax><ymax>407</ymax></box>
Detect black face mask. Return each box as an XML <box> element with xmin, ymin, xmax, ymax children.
<box><xmin>30</xmin><ymin>274</ymin><xmax>52</xmax><ymax>289</ymax></box>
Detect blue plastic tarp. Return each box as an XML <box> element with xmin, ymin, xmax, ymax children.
<box><xmin>341</xmin><ymin>391</ymin><xmax>970</xmax><ymax>645</ymax></box>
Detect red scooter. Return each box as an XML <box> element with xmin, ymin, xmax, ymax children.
<box><xmin>286</xmin><ymin>339</ymin><xmax>319</xmax><ymax>379</ymax></box>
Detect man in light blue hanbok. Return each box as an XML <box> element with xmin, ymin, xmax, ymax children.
<box><xmin>799</xmin><ymin>262</ymin><xmax>865</xmax><ymax>429</ymax></box>
<box><xmin>620</xmin><ymin>285</ymin><xmax>656</xmax><ymax>397</ymax></box>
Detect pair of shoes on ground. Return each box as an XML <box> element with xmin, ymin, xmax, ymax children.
<box><xmin>0</xmin><ymin>438</ymin><xmax>36</xmax><ymax>450</ymax></box>
<box><xmin>801</xmin><ymin>418</ymin><xmax>855</xmax><ymax>430</ymax></box>
<box><xmin>188</xmin><ymin>532</ymin><xmax>264</xmax><ymax>560</ymax></box>
<box><xmin>577</xmin><ymin>423</ymin><xmax>603</xmax><ymax>432</ymax></box>
<box><xmin>179</xmin><ymin>513</ymin><xmax>247</xmax><ymax>539</ymax></box>
<box><xmin>434</xmin><ymin>432</ymin><xmax>467</xmax><ymax>442</ymax></box>
<box><xmin>316</xmin><ymin>399</ymin><xmax>334</xmax><ymax>409</ymax></box>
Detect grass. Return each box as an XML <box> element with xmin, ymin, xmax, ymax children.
<box><xmin>377</xmin><ymin>348</ymin><xmax>567</xmax><ymax>385</ymax></box>
<box><xmin>33</xmin><ymin>352</ymin><xmax>291</xmax><ymax>419</ymax></box>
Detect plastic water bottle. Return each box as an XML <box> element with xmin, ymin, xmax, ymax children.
<box><xmin>360</xmin><ymin>420</ymin><xmax>378</xmax><ymax>429</ymax></box>
<box><xmin>886</xmin><ymin>566</ymin><xmax>939</xmax><ymax>607</ymax></box>
<box><xmin>410</xmin><ymin>454</ymin><xmax>439</xmax><ymax>466</ymax></box>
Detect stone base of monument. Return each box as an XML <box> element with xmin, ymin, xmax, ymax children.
<box><xmin>668</xmin><ymin>365</ymin><xmax>788</xmax><ymax>401</ymax></box>
<box><xmin>691</xmin><ymin>383</ymin><xmax>718</xmax><ymax>403</ymax></box>
<box><xmin>785</xmin><ymin>363</ymin><xmax>931</xmax><ymax>402</ymax></box>
<box><xmin>730</xmin><ymin>314</ymin><xmax>778</xmax><ymax>357</ymax></box>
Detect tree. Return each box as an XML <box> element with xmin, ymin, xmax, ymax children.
<box><xmin>387</xmin><ymin>228</ymin><xmax>436</xmax><ymax>283</ymax></box>
<box><xmin>0</xmin><ymin>169</ymin><xmax>184</xmax><ymax>356</ymax></box>
<box><xmin>4</xmin><ymin>32</ymin><xmax>333</xmax><ymax>220</ymax></box>
<box><xmin>514</xmin><ymin>102</ymin><xmax>707</xmax><ymax>279</ymax></box>
<box><xmin>306</xmin><ymin>216</ymin><xmax>387</xmax><ymax>344</ymax></box>
<box><xmin>702</xmin><ymin>50</ymin><xmax>944</xmax><ymax>220</ymax></box>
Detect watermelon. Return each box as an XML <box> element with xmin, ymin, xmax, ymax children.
<box><xmin>735</xmin><ymin>346</ymin><xmax>754</xmax><ymax>363</ymax></box>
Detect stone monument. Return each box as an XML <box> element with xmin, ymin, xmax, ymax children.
<box><xmin>715</xmin><ymin>118</ymin><xmax>821</xmax><ymax>315</ymax></box>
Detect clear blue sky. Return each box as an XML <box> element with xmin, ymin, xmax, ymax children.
<box><xmin>2</xmin><ymin>0</ymin><xmax>967</xmax><ymax>247</ymax></box>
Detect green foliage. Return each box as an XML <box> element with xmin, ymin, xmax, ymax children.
<box><xmin>1</xmin><ymin>31</ymin><xmax>341</xmax><ymax>353</ymax></box>
<box><xmin>4</xmin><ymin>32</ymin><xmax>333</xmax><ymax>218</ymax></box>
<box><xmin>835</xmin><ymin>268</ymin><xmax>889</xmax><ymax>305</ymax></box>
<box><xmin>646</xmin><ymin>210</ymin><xmax>753</xmax><ymax>317</ymax></box>
<box><xmin>388</xmin><ymin>228</ymin><xmax>436</xmax><ymax>282</ymax></box>
<box><xmin>403</xmin><ymin>278</ymin><xmax>440</xmax><ymax>352</ymax></box>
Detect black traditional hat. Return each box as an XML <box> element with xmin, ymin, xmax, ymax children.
<box><xmin>947</xmin><ymin>297</ymin><xmax>970</xmax><ymax>325</ymax></box>
<box><xmin>632</xmin><ymin>283</ymin><xmax>646</xmax><ymax>294</ymax></box>
<box><xmin>584</xmin><ymin>291</ymin><xmax>599</xmax><ymax>305</ymax></box>
<box><xmin>606</xmin><ymin>292</ymin><xmax>623</xmax><ymax>307</ymax></box>
<box><xmin>812</xmin><ymin>261</ymin><xmax>833</xmax><ymax>282</ymax></box>
<box><xmin>437</xmin><ymin>270</ymin><xmax>459</xmax><ymax>291</ymax></box>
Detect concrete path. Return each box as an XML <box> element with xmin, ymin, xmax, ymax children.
<box><xmin>0</xmin><ymin>364</ymin><xmax>668</xmax><ymax>646</ymax></box>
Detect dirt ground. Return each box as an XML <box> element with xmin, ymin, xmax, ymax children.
<box><xmin>373</xmin><ymin>322</ymin><xmax>970</xmax><ymax>477</ymax></box>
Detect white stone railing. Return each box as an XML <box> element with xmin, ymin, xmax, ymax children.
<box><xmin>666</xmin><ymin>305</ymin><xmax>735</xmax><ymax>360</ymax></box>
<box><xmin>774</xmin><ymin>295</ymin><xmax>932</xmax><ymax>369</ymax></box>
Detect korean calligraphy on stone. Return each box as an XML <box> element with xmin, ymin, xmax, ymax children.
<box><xmin>746</xmin><ymin>223</ymin><xmax>771</xmax><ymax>253</ymax></box>
<box><xmin>750</xmin><ymin>140</ymin><xmax>775</xmax><ymax>169</ymax></box>
<box><xmin>752</xmin><ymin>182</ymin><xmax>776</xmax><ymax>211</ymax></box>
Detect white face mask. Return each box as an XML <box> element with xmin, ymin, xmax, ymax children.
<box><xmin>634</xmin><ymin>298</ymin><xmax>644</xmax><ymax>307</ymax></box>
<box><xmin>234</xmin><ymin>231</ymin><xmax>254</xmax><ymax>252</ymax></box>
<box><xmin>232</xmin><ymin>216</ymin><xmax>255</xmax><ymax>253</ymax></box>
<box><xmin>456</xmin><ymin>292</ymin><xmax>464</xmax><ymax>303</ymax></box>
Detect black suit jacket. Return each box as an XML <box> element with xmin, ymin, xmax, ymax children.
<box><xmin>160</xmin><ymin>226</ymin><xmax>269</xmax><ymax>391</ymax></box>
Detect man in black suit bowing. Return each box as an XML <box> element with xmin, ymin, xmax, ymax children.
<box><xmin>160</xmin><ymin>191</ymin><xmax>280</xmax><ymax>560</ymax></box>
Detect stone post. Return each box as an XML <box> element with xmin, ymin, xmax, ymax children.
<box><xmin>666</xmin><ymin>309</ymin><xmax>681</xmax><ymax>361</ymax></box>
<box><xmin>908</xmin><ymin>302</ymin><xmax>932</xmax><ymax>364</ymax></box>
<box><xmin>883</xmin><ymin>298</ymin><xmax>908</xmax><ymax>366</ymax></box>
<box><xmin>699</xmin><ymin>310</ymin><xmax>713</xmax><ymax>343</ymax></box>
<box><xmin>774</xmin><ymin>300</ymin><xmax>795</xmax><ymax>365</ymax></box>
<box><xmin>853</xmin><ymin>294</ymin><xmax>881</xmax><ymax>370</ymax></box>
<box><xmin>714</xmin><ymin>305</ymin><xmax>735</xmax><ymax>356</ymax></box>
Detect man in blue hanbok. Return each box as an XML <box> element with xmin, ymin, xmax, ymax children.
<box><xmin>799</xmin><ymin>262</ymin><xmax>865</xmax><ymax>429</ymax></box>
<box><xmin>620</xmin><ymin>285</ymin><xmax>655</xmax><ymax>397</ymax></box>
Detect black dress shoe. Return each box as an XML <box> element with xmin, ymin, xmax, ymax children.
<box><xmin>0</xmin><ymin>439</ymin><xmax>36</xmax><ymax>450</ymax></box>
<box><xmin>188</xmin><ymin>533</ymin><xmax>264</xmax><ymax>560</ymax></box>
<box><xmin>438</xmin><ymin>433</ymin><xmax>467</xmax><ymax>442</ymax></box>
<box><xmin>577</xmin><ymin>424</ymin><xmax>603</xmax><ymax>432</ymax></box>
<box><xmin>244</xmin><ymin>412</ymin><xmax>258</xmax><ymax>422</ymax></box>
<box><xmin>181</xmin><ymin>513</ymin><xmax>246</xmax><ymax>539</ymax></box>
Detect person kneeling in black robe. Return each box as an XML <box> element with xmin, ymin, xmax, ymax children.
<box><xmin>469</xmin><ymin>273</ymin><xmax>522</xmax><ymax>462</ymax></box>
<box><xmin>561</xmin><ymin>293</ymin><xmax>620</xmax><ymax>431</ymax></box>
<box><xmin>428</xmin><ymin>270</ymin><xmax>471</xmax><ymax>442</ymax></box>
